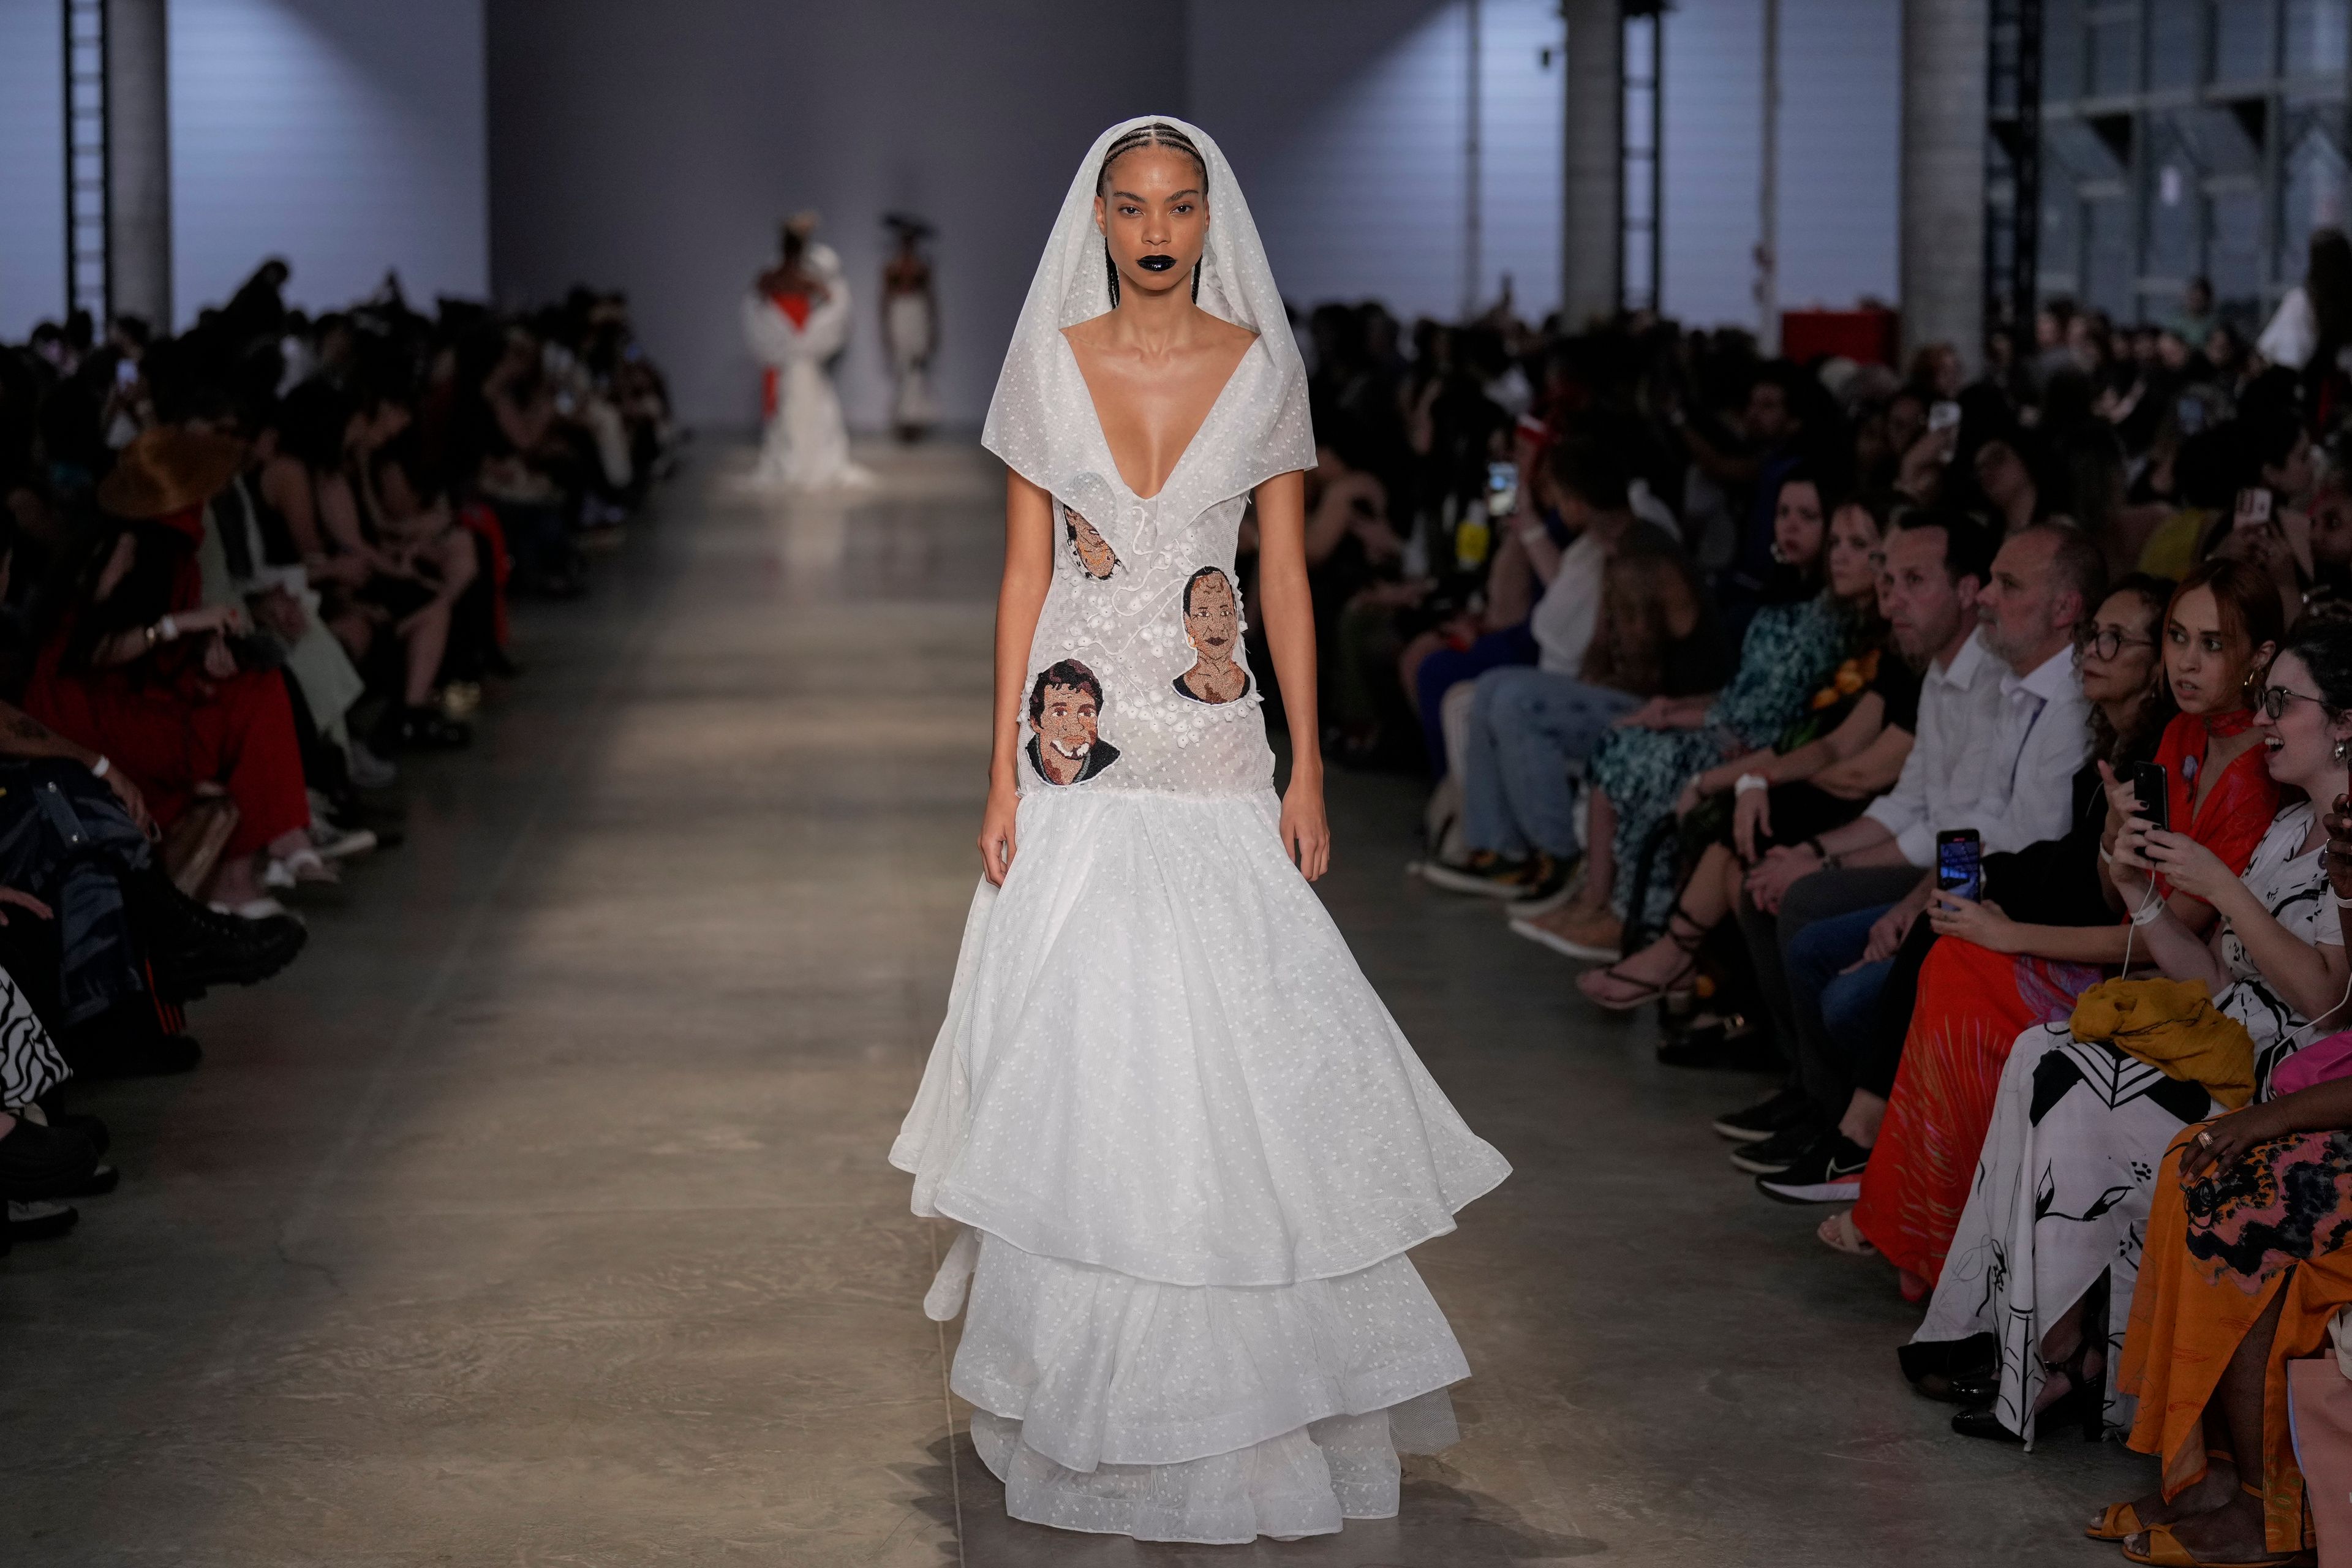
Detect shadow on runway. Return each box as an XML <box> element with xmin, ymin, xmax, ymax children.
<box><xmin>900</xmin><ymin>1428</ymin><xmax>1607</xmax><ymax>1565</ymax></box>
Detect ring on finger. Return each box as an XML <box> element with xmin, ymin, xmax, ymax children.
<box><xmin>2198</xmin><ymin>1131</ymin><xmax>2214</xmax><ymax>1148</ymax></box>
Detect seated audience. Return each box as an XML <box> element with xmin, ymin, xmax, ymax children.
<box><xmin>1906</xmin><ymin>622</ymin><xmax>2352</xmax><ymax>1449</ymax></box>
<box><xmin>1840</xmin><ymin>564</ymin><xmax>2277</xmax><ymax>1288</ymax></box>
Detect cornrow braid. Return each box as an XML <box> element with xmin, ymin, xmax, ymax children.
<box><xmin>1096</xmin><ymin>123</ymin><xmax>1208</xmax><ymax>197</ymax></box>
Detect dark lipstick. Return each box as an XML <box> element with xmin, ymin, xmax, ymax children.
<box><xmin>1137</xmin><ymin>254</ymin><xmax>1178</xmax><ymax>273</ymax></box>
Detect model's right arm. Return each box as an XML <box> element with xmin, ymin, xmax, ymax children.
<box><xmin>977</xmin><ymin>469</ymin><xmax>1056</xmax><ymax>886</ymax></box>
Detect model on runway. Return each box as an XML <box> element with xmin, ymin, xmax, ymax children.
<box><xmin>890</xmin><ymin>115</ymin><xmax>1509</xmax><ymax>1545</ymax></box>
<box><xmin>741</xmin><ymin>212</ymin><xmax>874</xmax><ymax>491</ymax></box>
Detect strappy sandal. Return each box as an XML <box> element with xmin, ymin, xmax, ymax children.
<box><xmin>1817</xmin><ymin>1208</ymin><xmax>1877</xmax><ymax>1257</ymax></box>
<box><xmin>1576</xmin><ymin>905</ymin><xmax>1703</xmax><ymax>1012</ymax></box>
<box><xmin>2122</xmin><ymin>1485</ymin><xmax>2297</xmax><ymax>1566</ymax></box>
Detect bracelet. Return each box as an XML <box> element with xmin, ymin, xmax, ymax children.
<box><xmin>1806</xmin><ymin>835</ymin><xmax>1841</xmax><ymax>870</ymax></box>
<box><xmin>2334</xmin><ymin>890</ymin><xmax>2352</xmax><ymax>909</ymax></box>
<box><xmin>1735</xmin><ymin>773</ymin><xmax>1770</xmax><ymax>796</ymax></box>
<box><xmin>2132</xmin><ymin>897</ymin><xmax>2165</xmax><ymax>927</ymax></box>
<box><xmin>2098</xmin><ymin>846</ymin><xmax>2114</xmax><ymax>865</ymax></box>
<box><xmin>89</xmin><ymin>755</ymin><xmax>109</xmax><ymax>780</ymax></box>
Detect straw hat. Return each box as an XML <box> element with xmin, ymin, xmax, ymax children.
<box><xmin>95</xmin><ymin>427</ymin><xmax>248</xmax><ymax>519</ymax></box>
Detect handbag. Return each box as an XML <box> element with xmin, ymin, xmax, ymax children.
<box><xmin>2278</xmin><ymin>1030</ymin><xmax>2352</xmax><ymax>1099</ymax></box>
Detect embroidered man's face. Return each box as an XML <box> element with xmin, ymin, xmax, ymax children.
<box><xmin>1185</xmin><ymin>571</ymin><xmax>1238</xmax><ymax>663</ymax></box>
<box><xmin>1033</xmin><ymin>680</ymin><xmax>1099</xmax><ymax>759</ymax></box>
<box><xmin>1068</xmin><ymin>510</ymin><xmax>1117</xmax><ymax>579</ymax></box>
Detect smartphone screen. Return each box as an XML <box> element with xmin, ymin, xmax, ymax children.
<box><xmin>2177</xmin><ymin>395</ymin><xmax>2207</xmax><ymax>434</ymax></box>
<box><xmin>1936</xmin><ymin>829</ymin><xmax>1983</xmax><ymax>902</ymax></box>
<box><xmin>1487</xmin><ymin>459</ymin><xmax>1520</xmax><ymax>521</ymax></box>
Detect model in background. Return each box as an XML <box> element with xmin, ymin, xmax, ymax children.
<box><xmin>890</xmin><ymin>116</ymin><xmax>1507</xmax><ymax>1545</ymax></box>
<box><xmin>881</xmin><ymin>214</ymin><xmax>939</xmax><ymax>442</ymax></box>
<box><xmin>742</xmin><ymin>212</ymin><xmax>872</xmax><ymax>491</ymax></box>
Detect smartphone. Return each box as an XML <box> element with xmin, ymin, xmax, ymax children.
<box><xmin>2177</xmin><ymin>394</ymin><xmax>2207</xmax><ymax>435</ymax></box>
<box><xmin>2236</xmin><ymin>487</ymin><xmax>2275</xmax><ymax>528</ymax></box>
<box><xmin>1928</xmin><ymin>400</ymin><xmax>1961</xmax><ymax>464</ymax></box>
<box><xmin>1936</xmin><ymin>829</ymin><xmax>1983</xmax><ymax>902</ymax></box>
<box><xmin>2127</xmin><ymin>761</ymin><xmax>2171</xmax><ymax>835</ymax></box>
<box><xmin>1487</xmin><ymin>459</ymin><xmax>1520</xmax><ymax>521</ymax></box>
<box><xmin>113</xmin><ymin>357</ymin><xmax>137</xmax><ymax>386</ymax></box>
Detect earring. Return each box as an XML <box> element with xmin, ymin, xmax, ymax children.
<box><xmin>1191</xmin><ymin>259</ymin><xmax>1202</xmax><ymax>304</ymax></box>
<box><xmin>1105</xmin><ymin>243</ymin><xmax>1120</xmax><ymax>308</ymax></box>
<box><xmin>2335</xmin><ymin>736</ymin><xmax>2352</xmax><ymax>764</ymax></box>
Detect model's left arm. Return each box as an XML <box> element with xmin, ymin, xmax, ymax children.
<box><xmin>1251</xmin><ymin>468</ymin><xmax>1329</xmax><ymax>882</ymax></box>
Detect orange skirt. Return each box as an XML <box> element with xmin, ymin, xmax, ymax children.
<box><xmin>2121</xmin><ymin>1129</ymin><xmax>2352</xmax><ymax>1554</ymax></box>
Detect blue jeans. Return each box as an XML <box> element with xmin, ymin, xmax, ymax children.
<box><xmin>1787</xmin><ymin>902</ymin><xmax>1898</xmax><ymax>1091</ymax></box>
<box><xmin>1460</xmin><ymin>666</ymin><xmax>1639</xmax><ymax>859</ymax></box>
<box><xmin>1415</xmin><ymin>624</ymin><xmax>1537</xmax><ymax>774</ymax></box>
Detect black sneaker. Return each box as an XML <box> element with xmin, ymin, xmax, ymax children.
<box><xmin>1727</xmin><ymin>1121</ymin><xmax>1823</xmax><ymax>1175</ymax></box>
<box><xmin>1657</xmin><ymin>1020</ymin><xmax>1778</xmax><ymax>1072</ymax></box>
<box><xmin>1711</xmin><ymin>1087</ymin><xmax>1815</xmax><ymax>1144</ymax></box>
<box><xmin>1756</xmin><ymin>1134</ymin><xmax>1872</xmax><ymax>1204</ymax></box>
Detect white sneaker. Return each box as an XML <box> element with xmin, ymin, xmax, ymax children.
<box><xmin>263</xmin><ymin>848</ymin><xmax>337</xmax><ymax>889</ymax></box>
<box><xmin>309</xmin><ymin>823</ymin><xmax>377</xmax><ymax>861</ymax></box>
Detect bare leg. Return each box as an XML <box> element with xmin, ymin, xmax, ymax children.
<box><xmin>1395</xmin><ymin>630</ymin><xmax>1445</xmax><ymax>721</ymax></box>
<box><xmin>401</xmin><ymin>602</ymin><xmax>453</xmax><ymax>707</ymax></box>
<box><xmin>2119</xmin><ymin>1287</ymin><xmax>2288</xmax><ymax>1559</ymax></box>
<box><xmin>1838</xmin><ymin>1089</ymin><xmax>1887</xmax><ymax>1149</ymax></box>
<box><xmin>1584</xmin><ymin>843</ymin><xmax>1738</xmax><ymax>997</ymax></box>
<box><xmin>205</xmin><ymin>851</ymin><xmax>265</xmax><ymax>908</ymax></box>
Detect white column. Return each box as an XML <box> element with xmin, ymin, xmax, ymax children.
<box><xmin>1560</xmin><ymin>0</ymin><xmax>1621</xmax><ymax>328</ymax></box>
<box><xmin>104</xmin><ymin>0</ymin><xmax>171</xmax><ymax>328</ymax></box>
<box><xmin>1901</xmin><ymin>0</ymin><xmax>1987</xmax><ymax>368</ymax></box>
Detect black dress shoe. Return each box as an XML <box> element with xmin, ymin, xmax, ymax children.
<box><xmin>1952</xmin><ymin>1378</ymin><xmax>2102</xmax><ymax>1442</ymax></box>
<box><xmin>0</xmin><ymin>1117</ymin><xmax>99</xmax><ymax>1200</ymax></box>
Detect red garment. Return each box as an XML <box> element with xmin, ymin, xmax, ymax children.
<box><xmin>1852</xmin><ymin>712</ymin><xmax>2281</xmax><ymax>1284</ymax></box>
<box><xmin>456</xmin><ymin>500</ymin><xmax>512</xmax><ymax>648</ymax></box>
<box><xmin>24</xmin><ymin>544</ymin><xmax>311</xmax><ymax>858</ymax></box>
<box><xmin>769</xmin><ymin>288</ymin><xmax>812</xmax><ymax>330</ymax></box>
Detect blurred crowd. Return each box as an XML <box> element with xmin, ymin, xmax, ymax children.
<box><xmin>0</xmin><ymin>258</ymin><xmax>674</xmax><ymax>1257</ymax></box>
<box><xmin>1250</xmin><ymin>230</ymin><xmax>2352</xmax><ymax>1561</ymax></box>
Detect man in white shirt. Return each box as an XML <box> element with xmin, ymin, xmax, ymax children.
<box><xmin>1732</xmin><ymin>519</ymin><xmax>2106</xmax><ymax>1199</ymax></box>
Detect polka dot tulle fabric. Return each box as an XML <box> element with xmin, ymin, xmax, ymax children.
<box><xmin>892</xmin><ymin>115</ymin><xmax>1508</xmax><ymax>1544</ymax></box>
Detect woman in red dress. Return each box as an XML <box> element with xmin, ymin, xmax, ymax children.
<box><xmin>26</xmin><ymin>429</ymin><xmax>315</xmax><ymax>915</ymax></box>
<box><xmin>1842</xmin><ymin>560</ymin><xmax>2285</xmax><ymax>1292</ymax></box>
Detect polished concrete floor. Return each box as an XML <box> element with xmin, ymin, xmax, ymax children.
<box><xmin>0</xmin><ymin>442</ymin><xmax>2146</xmax><ymax>1566</ymax></box>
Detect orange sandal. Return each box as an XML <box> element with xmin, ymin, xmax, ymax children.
<box><xmin>2089</xmin><ymin>1501</ymin><xmax>2143</xmax><ymax>1542</ymax></box>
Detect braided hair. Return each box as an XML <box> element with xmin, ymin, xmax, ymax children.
<box><xmin>1096</xmin><ymin>123</ymin><xmax>1207</xmax><ymax>197</ymax></box>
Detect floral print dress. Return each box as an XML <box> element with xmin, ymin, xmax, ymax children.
<box><xmin>1589</xmin><ymin>593</ymin><xmax>1850</xmax><ymax>926</ymax></box>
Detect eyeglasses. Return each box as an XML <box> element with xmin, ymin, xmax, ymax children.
<box><xmin>2073</xmin><ymin>624</ymin><xmax>2158</xmax><ymax>660</ymax></box>
<box><xmin>2258</xmin><ymin>684</ymin><xmax>2330</xmax><ymax>721</ymax></box>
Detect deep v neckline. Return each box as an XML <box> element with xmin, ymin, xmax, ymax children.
<box><xmin>1060</xmin><ymin>330</ymin><xmax>1256</xmax><ymax>502</ymax></box>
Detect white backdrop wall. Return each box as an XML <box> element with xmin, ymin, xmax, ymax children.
<box><xmin>0</xmin><ymin>0</ymin><xmax>67</xmax><ymax>338</ymax></box>
<box><xmin>1188</xmin><ymin>0</ymin><xmax>1564</xmax><ymax>328</ymax></box>
<box><xmin>170</xmin><ymin>0</ymin><xmax>489</xmax><ymax>325</ymax></box>
<box><xmin>1660</xmin><ymin>0</ymin><xmax>1901</xmax><ymax>332</ymax></box>
<box><xmin>487</xmin><ymin>0</ymin><xmax>1187</xmax><ymax>433</ymax></box>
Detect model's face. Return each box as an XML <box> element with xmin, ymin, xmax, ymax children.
<box><xmin>1094</xmin><ymin>146</ymin><xmax>1207</xmax><ymax>303</ymax></box>
<box><xmin>1033</xmin><ymin>682</ymin><xmax>1099</xmax><ymax>758</ymax></box>
<box><xmin>1185</xmin><ymin>573</ymin><xmax>1238</xmax><ymax>662</ymax></box>
<box><xmin>1825</xmin><ymin>504</ymin><xmax>1881</xmax><ymax>601</ymax></box>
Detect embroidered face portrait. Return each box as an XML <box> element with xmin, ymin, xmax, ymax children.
<box><xmin>1064</xmin><ymin>505</ymin><xmax>1119</xmax><ymax>579</ymax></box>
<box><xmin>1173</xmin><ymin>566</ymin><xmax>1250</xmax><ymax>705</ymax></box>
<box><xmin>1027</xmin><ymin>658</ymin><xmax>1120</xmax><ymax>785</ymax></box>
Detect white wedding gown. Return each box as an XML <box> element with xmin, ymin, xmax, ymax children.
<box><xmin>891</xmin><ymin>115</ymin><xmax>1508</xmax><ymax>1545</ymax></box>
<box><xmin>742</xmin><ymin>241</ymin><xmax>875</xmax><ymax>491</ymax></box>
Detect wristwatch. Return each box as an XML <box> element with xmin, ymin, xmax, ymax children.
<box><xmin>1805</xmin><ymin>835</ymin><xmax>1841</xmax><ymax>870</ymax></box>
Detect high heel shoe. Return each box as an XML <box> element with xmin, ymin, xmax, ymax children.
<box><xmin>1951</xmin><ymin>1370</ymin><xmax>2103</xmax><ymax>1443</ymax></box>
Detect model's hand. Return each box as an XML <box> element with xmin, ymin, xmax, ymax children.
<box><xmin>976</xmin><ymin>783</ymin><xmax>1019</xmax><ymax>887</ymax></box>
<box><xmin>1280</xmin><ymin>775</ymin><xmax>1330</xmax><ymax>882</ymax></box>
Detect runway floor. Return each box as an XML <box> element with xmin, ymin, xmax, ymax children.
<box><xmin>1</xmin><ymin>442</ymin><xmax>2146</xmax><ymax>1565</ymax></box>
